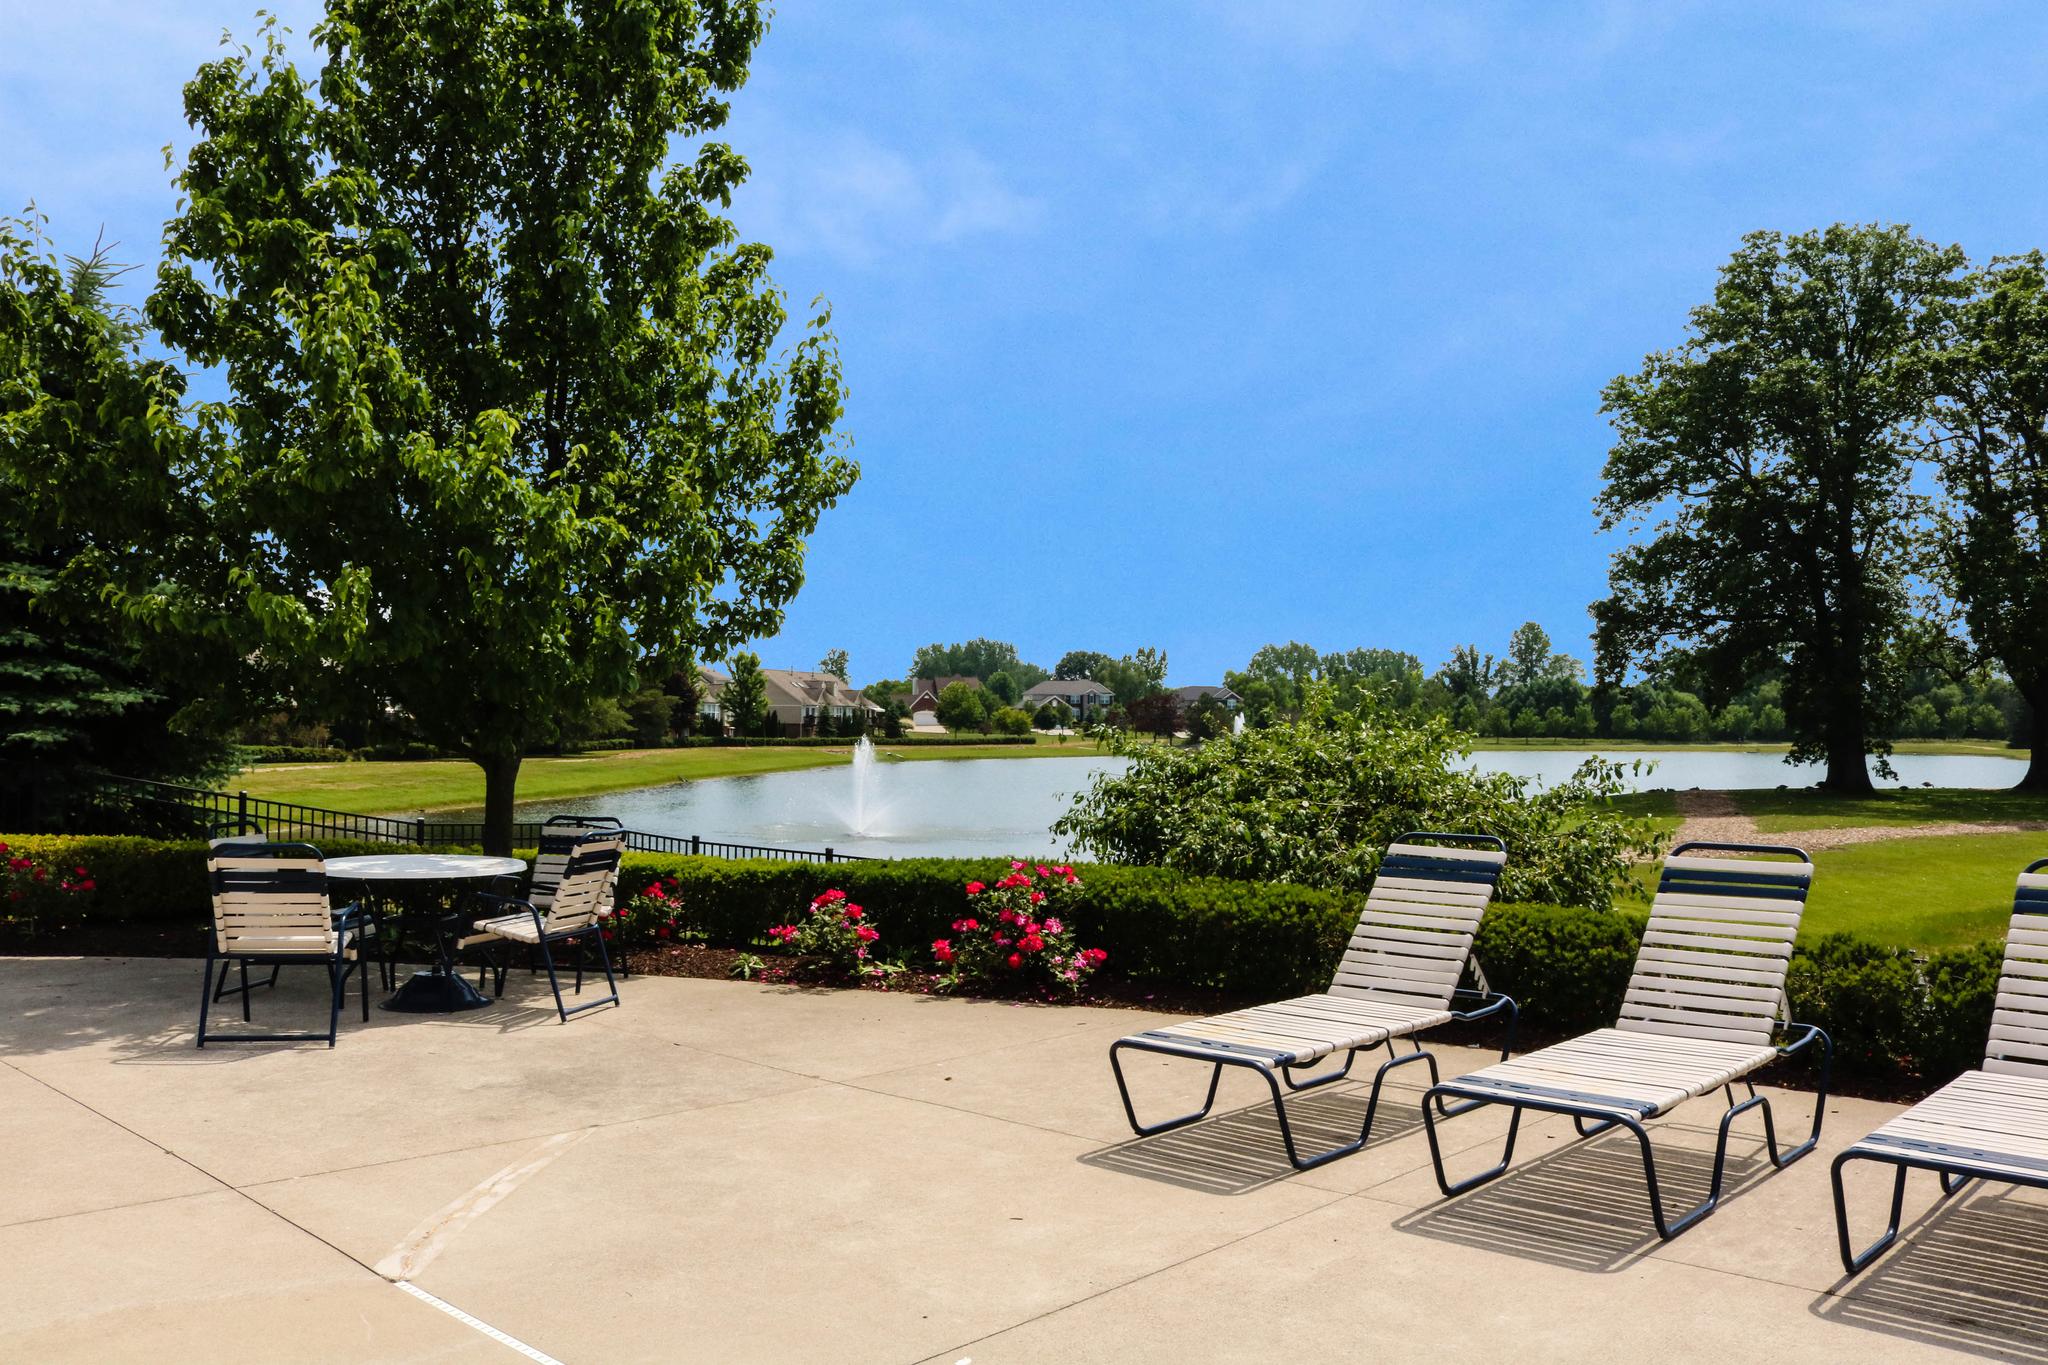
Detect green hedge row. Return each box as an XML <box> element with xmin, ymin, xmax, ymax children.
<box><xmin>673</xmin><ymin>735</ymin><xmax>1042</xmax><ymax>748</ymax></box>
<box><xmin>7</xmin><ymin>836</ymin><xmax>2010</xmax><ymax>1090</ymax></box>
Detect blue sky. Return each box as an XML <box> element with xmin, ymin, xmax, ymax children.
<box><xmin>9</xmin><ymin>3</ymin><xmax>2048</xmax><ymax>687</ymax></box>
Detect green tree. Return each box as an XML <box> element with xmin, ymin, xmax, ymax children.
<box><xmin>1436</xmin><ymin>645</ymin><xmax>1499</xmax><ymax>702</ymax></box>
<box><xmin>1033</xmin><ymin>699</ymin><xmax>1070</xmax><ymax>730</ymax></box>
<box><xmin>910</xmin><ymin>639</ymin><xmax>1046</xmax><ymax>687</ymax></box>
<box><xmin>990</xmin><ymin>705</ymin><xmax>1032</xmax><ymax>736</ymax></box>
<box><xmin>0</xmin><ymin>224</ymin><xmax>237</xmax><ymax>827</ymax></box>
<box><xmin>721</xmin><ymin>652</ymin><xmax>770</xmax><ymax>737</ymax></box>
<box><xmin>818</xmin><ymin>648</ymin><xmax>849</xmax><ymax>682</ymax></box>
<box><xmin>984</xmin><ymin>669</ymin><xmax>1019</xmax><ymax>705</ymax></box>
<box><xmin>1595</xmin><ymin>224</ymin><xmax>1964</xmax><ymax>793</ymax></box>
<box><xmin>624</xmin><ymin>689</ymin><xmax>675</xmax><ymax>748</ymax></box>
<box><xmin>1929</xmin><ymin>253</ymin><xmax>2048</xmax><ymax>788</ymax></box>
<box><xmin>934</xmin><ymin>681</ymin><xmax>988</xmax><ymax>733</ymax></box>
<box><xmin>47</xmin><ymin>4</ymin><xmax>860</xmax><ymax>853</ymax></box>
<box><xmin>1054</xmin><ymin>649</ymin><xmax>1111</xmax><ymax>680</ymax></box>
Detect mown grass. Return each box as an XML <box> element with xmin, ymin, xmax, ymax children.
<box><xmin>1732</xmin><ymin>787</ymin><xmax>2048</xmax><ymax>832</ymax></box>
<box><xmin>233</xmin><ymin>739</ymin><xmax>1108</xmax><ymax>813</ymax></box>
<box><xmin>1474</xmin><ymin>737</ymin><xmax>2025</xmax><ymax>757</ymax></box>
<box><xmin>1801</xmin><ymin>833</ymin><xmax>2047</xmax><ymax>949</ymax></box>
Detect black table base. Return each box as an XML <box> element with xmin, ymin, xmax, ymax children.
<box><xmin>381</xmin><ymin>969</ymin><xmax>493</xmax><ymax>1013</ymax></box>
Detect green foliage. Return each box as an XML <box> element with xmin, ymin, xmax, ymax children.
<box><xmin>818</xmin><ymin>648</ymin><xmax>850</xmax><ymax>682</ymax></box>
<box><xmin>1054</xmin><ymin>650</ymin><xmax>1111</xmax><ymax>681</ymax></box>
<box><xmin>1472</xmin><ymin>903</ymin><xmax>1645</xmax><ymax>1034</ymax></box>
<box><xmin>934</xmin><ymin>682</ymin><xmax>988</xmax><ymax>732</ymax></box>
<box><xmin>19</xmin><ymin>6</ymin><xmax>856</xmax><ymax>853</ymax></box>
<box><xmin>1033</xmin><ymin>699</ymin><xmax>1070</xmax><ymax>729</ymax></box>
<box><xmin>1595</xmin><ymin>224</ymin><xmax>1969</xmax><ymax>792</ymax></box>
<box><xmin>985</xmin><ymin>669</ymin><xmax>1020</xmax><ymax>705</ymax></box>
<box><xmin>990</xmin><ymin>705</ymin><xmax>1033</xmax><ymax>736</ymax></box>
<box><xmin>1053</xmin><ymin>700</ymin><xmax>1664</xmax><ymax>911</ymax></box>
<box><xmin>624</xmin><ymin>689</ymin><xmax>676</xmax><ymax>748</ymax></box>
<box><xmin>910</xmin><ymin>639</ymin><xmax>1047</xmax><ymax>689</ymax></box>
<box><xmin>722</xmin><ymin>653</ymin><xmax>771</xmax><ymax>736</ymax></box>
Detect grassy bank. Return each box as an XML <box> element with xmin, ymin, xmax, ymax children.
<box><xmin>1729</xmin><ymin>787</ymin><xmax>2048</xmax><ymax>832</ymax></box>
<box><xmin>233</xmin><ymin>738</ymin><xmax>1108</xmax><ymax>813</ymax></box>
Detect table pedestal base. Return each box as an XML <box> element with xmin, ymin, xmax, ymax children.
<box><xmin>381</xmin><ymin>970</ymin><xmax>493</xmax><ymax>1013</ymax></box>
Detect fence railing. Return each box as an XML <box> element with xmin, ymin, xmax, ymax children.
<box><xmin>114</xmin><ymin>777</ymin><xmax>877</xmax><ymax>863</ymax></box>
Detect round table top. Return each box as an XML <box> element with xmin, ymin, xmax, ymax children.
<box><xmin>326</xmin><ymin>853</ymin><xmax>528</xmax><ymax>882</ymax></box>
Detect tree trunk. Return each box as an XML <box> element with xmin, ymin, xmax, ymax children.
<box><xmin>1822</xmin><ymin>721</ymin><xmax>1876</xmax><ymax>795</ymax></box>
<box><xmin>2018</xmin><ymin>682</ymin><xmax>2048</xmax><ymax>793</ymax></box>
<box><xmin>480</xmin><ymin>752</ymin><xmax>523</xmax><ymax>856</ymax></box>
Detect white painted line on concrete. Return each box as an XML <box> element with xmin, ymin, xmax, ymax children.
<box><xmin>375</xmin><ymin>1129</ymin><xmax>589</xmax><ymax>1281</ymax></box>
<box><xmin>394</xmin><ymin>1279</ymin><xmax>564</xmax><ymax>1364</ymax></box>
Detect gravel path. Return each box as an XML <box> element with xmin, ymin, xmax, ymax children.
<box><xmin>1669</xmin><ymin>789</ymin><xmax>2048</xmax><ymax>853</ymax></box>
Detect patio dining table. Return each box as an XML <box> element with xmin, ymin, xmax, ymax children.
<box><xmin>326</xmin><ymin>853</ymin><xmax>528</xmax><ymax>1014</ymax></box>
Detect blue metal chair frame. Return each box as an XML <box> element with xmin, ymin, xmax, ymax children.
<box><xmin>1109</xmin><ymin>832</ymin><xmax>1518</xmax><ymax>1171</ymax></box>
<box><xmin>197</xmin><ymin>841</ymin><xmax>372</xmax><ymax>1048</ymax></box>
<box><xmin>468</xmin><ymin>833</ymin><xmax>623</xmax><ymax>1022</ymax></box>
<box><xmin>1829</xmin><ymin>856</ymin><xmax>2048</xmax><ymax>1274</ymax></box>
<box><xmin>1418</xmin><ymin>841</ymin><xmax>1831</xmax><ymax>1240</ymax></box>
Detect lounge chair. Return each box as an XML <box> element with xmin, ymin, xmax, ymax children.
<box><xmin>461</xmin><ymin>829</ymin><xmax>625</xmax><ymax>1022</ymax></box>
<box><xmin>1109</xmin><ymin>833</ymin><xmax>1517</xmax><ymax>1171</ymax></box>
<box><xmin>197</xmin><ymin>841</ymin><xmax>374</xmax><ymax>1047</ymax></box>
<box><xmin>499</xmin><ymin>815</ymin><xmax>632</xmax><ymax>979</ymax></box>
<box><xmin>1419</xmin><ymin>841</ymin><xmax>1831</xmax><ymax>1239</ymax></box>
<box><xmin>1831</xmin><ymin>857</ymin><xmax>2048</xmax><ymax>1273</ymax></box>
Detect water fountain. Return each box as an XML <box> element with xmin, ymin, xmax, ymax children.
<box><xmin>1232</xmin><ymin>711</ymin><xmax>1246</xmax><ymax>736</ymax></box>
<box><xmin>846</xmin><ymin>735</ymin><xmax>886</xmax><ymax>835</ymax></box>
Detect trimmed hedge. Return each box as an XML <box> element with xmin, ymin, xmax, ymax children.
<box><xmin>618</xmin><ymin>855</ymin><xmax>1353</xmax><ymax>999</ymax></box>
<box><xmin>2</xmin><ymin>835</ymin><xmax>421</xmax><ymax>922</ymax></box>
<box><xmin>240</xmin><ymin>745</ymin><xmax>359</xmax><ymax>764</ymax></box>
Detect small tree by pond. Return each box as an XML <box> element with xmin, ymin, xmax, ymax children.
<box><xmin>1052</xmin><ymin>691</ymin><xmax>1663</xmax><ymax>911</ymax></box>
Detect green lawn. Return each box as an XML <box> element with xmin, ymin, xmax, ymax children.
<box><xmin>1731</xmin><ymin>787</ymin><xmax>2048</xmax><ymax>832</ymax></box>
<box><xmin>234</xmin><ymin>739</ymin><xmax>1107</xmax><ymax>813</ymax></box>
<box><xmin>1802</xmin><ymin>833</ymin><xmax>2046</xmax><ymax>949</ymax></box>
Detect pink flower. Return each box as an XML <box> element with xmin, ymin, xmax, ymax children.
<box><xmin>1043</xmin><ymin>917</ymin><xmax>1063</xmax><ymax>933</ymax></box>
<box><xmin>1010</xmin><ymin>861</ymin><xmax>1025</xmax><ymax>870</ymax></box>
<box><xmin>993</xmin><ymin>933</ymin><xmax>1010</xmax><ymax>947</ymax></box>
<box><xmin>953</xmin><ymin>917</ymin><xmax>979</xmax><ymax>933</ymax></box>
<box><xmin>965</xmin><ymin>881</ymin><xmax>985</xmax><ymax>896</ymax></box>
<box><xmin>1035</xmin><ymin>864</ymin><xmax>1049</xmax><ymax>876</ymax></box>
<box><xmin>1020</xmin><ymin>934</ymin><xmax>1045</xmax><ymax>953</ymax></box>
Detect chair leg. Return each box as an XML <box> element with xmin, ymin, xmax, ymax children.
<box><xmin>1263</xmin><ymin>1043</ymin><xmax>1441</xmax><ymax>1171</ymax></box>
<box><xmin>1832</xmin><ymin>1152</ymin><xmax>1910</xmax><ymax>1275</ymax></box>
<box><xmin>239</xmin><ymin>959</ymin><xmax>252</xmax><ymax>1022</ymax></box>
<box><xmin>537</xmin><ymin>937</ymin><xmax>570</xmax><ymax>1022</ymax></box>
<box><xmin>360</xmin><ymin>955</ymin><xmax>371</xmax><ymax>1021</ymax></box>
<box><xmin>325</xmin><ymin>961</ymin><xmax>342</xmax><ymax>1048</ymax></box>
<box><xmin>197</xmin><ymin>955</ymin><xmax>218</xmax><ymax>1048</ymax></box>
<box><xmin>1110</xmin><ymin>1043</ymin><xmax>1225</xmax><ymax>1136</ymax></box>
<box><xmin>1421</xmin><ymin>1088</ymin><xmax>1525</xmax><ymax>1196</ymax></box>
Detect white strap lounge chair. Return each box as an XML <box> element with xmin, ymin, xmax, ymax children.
<box><xmin>461</xmin><ymin>830</ymin><xmax>625</xmax><ymax>1021</ymax></box>
<box><xmin>1831</xmin><ymin>857</ymin><xmax>2048</xmax><ymax>1273</ymax></box>
<box><xmin>1420</xmin><ymin>841</ymin><xmax>1831</xmax><ymax>1239</ymax></box>
<box><xmin>197</xmin><ymin>841</ymin><xmax>372</xmax><ymax>1047</ymax></box>
<box><xmin>1110</xmin><ymin>833</ymin><xmax>1516</xmax><ymax>1171</ymax></box>
<box><xmin>499</xmin><ymin>815</ymin><xmax>632</xmax><ymax>979</ymax></box>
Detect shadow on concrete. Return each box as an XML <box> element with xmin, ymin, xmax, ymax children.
<box><xmin>1392</xmin><ymin>1124</ymin><xmax>1768</xmax><ymax>1273</ymax></box>
<box><xmin>0</xmin><ymin>955</ymin><xmax>580</xmax><ymax>1065</ymax></box>
<box><xmin>1078</xmin><ymin>1085</ymin><xmax>1427</xmax><ymax>1196</ymax></box>
<box><xmin>1816</xmin><ymin>1185</ymin><xmax>2048</xmax><ymax>1362</ymax></box>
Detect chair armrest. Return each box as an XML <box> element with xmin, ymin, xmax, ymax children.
<box><xmin>1448</xmin><ymin>987</ymin><xmax>1516</xmax><ymax>1022</ymax></box>
<box><xmin>1776</xmin><ymin>1022</ymin><xmax>1827</xmax><ymax>1057</ymax></box>
<box><xmin>469</xmin><ymin>890</ymin><xmax>540</xmax><ymax>922</ymax></box>
<box><xmin>486</xmin><ymin>874</ymin><xmax>526</xmax><ymax>898</ymax></box>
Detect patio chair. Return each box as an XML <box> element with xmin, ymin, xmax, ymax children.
<box><xmin>205</xmin><ymin>828</ymin><xmax>393</xmax><ymax>997</ymax></box>
<box><xmin>516</xmin><ymin>815</ymin><xmax>630</xmax><ymax>979</ymax></box>
<box><xmin>1419</xmin><ymin>841</ymin><xmax>1831</xmax><ymax>1240</ymax></box>
<box><xmin>1831</xmin><ymin>857</ymin><xmax>2048</xmax><ymax>1274</ymax></box>
<box><xmin>1109</xmin><ymin>833</ymin><xmax>1517</xmax><ymax>1171</ymax></box>
<box><xmin>460</xmin><ymin>829</ymin><xmax>625</xmax><ymax>1022</ymax></box>
<box><xmin>197</xmin><ymin>841</ymin><xmax>373</xmax><ymax>1047</ymax></box>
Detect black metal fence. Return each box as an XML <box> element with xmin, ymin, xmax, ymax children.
<box><xmin>116</xmin><ymin>777</ymin><xmax>876</xmax><ymax>863</ymax></box>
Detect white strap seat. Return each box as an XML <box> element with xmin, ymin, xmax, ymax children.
<box><xmin>1845</xmin><ymin>1068</ymin><xmax>2048</xmax><ymax>1182</ymax></box>
<box><xmin>1441</xmin><ymin>1027</ymin><xmax>1779</xmax><ymax>1120</ymax></box>
<box><xmin>470</xmin><ymin>913</ymin><xmax>549</xmax><ymax>945</ymax></box>
<box><xmin>1133</xmin><ymin>993</ymin><xmax>1456</xmax><ymax>1067</ymax></box>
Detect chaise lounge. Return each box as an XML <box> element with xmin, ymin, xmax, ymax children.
<box><xmin>1109</xmin><ymin>832</ymin><xmax>1516</xmax><ymax>1171</ymax></box>
<box><xmin>1831</xmin><ymin>857</ymin><xmax>2048</xmax><ymax>1273</ymax></box>
<box><xmin>1419</xmin><ymin>840</ymin><xmax>1832</xmax><ymax>1239</ymax></box>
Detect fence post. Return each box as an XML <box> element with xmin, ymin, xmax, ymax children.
<box><xmin>415</xmin><ymin>816</ymin><xmax>427</xmax><ymax>847</ymax></box>
<box><xmin>825</xmin><ymin>846</ymin><xmax>835</xmax><ymax>863</ymax></box>
<box><xmin>690</xmin><ymin>835</ymin><xmax>701</xmax><ymax>857</ymax></box>
<box><xmin>237</xmin><ymin>790</ymin><xmax>248</xmax><ymax>835</ymax></box>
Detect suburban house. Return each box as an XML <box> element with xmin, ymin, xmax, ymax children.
<box><xmin>1170</xmin><ymin>684</ymin><xmax>1243</xmax><ymax>709</ymax></box>
<box><xmin>905</xmin><ymin>675</ymin><xmax>981</xmax><ymax>723</ymax></box>
<box><xmin>1021</xmin><ymin>678</ymin><xmax>1115</xmax><ymax>722</ymax></box>
<box><xmin>697</xmin><ymin>666</ymin><xmax>882</xmax><ymax>737</ymax></box>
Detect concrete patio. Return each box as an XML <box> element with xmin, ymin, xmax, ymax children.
<box><xmin>2</xmin><ymin>956</ymin><xmax>2042</xmax><ymax>1364</ymax></box>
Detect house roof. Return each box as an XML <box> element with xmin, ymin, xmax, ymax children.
<box><xmin>761</xmin><ymin>668</ymin><xmax>879</xmax><ymax>711</ymax></box>
<box><xmin>1022</xmin><ymin>678</ymin><xmax>1114</xmax><ymax>702</ymax></box>
<box><xmin>1170</xmin><ymin>685</ymin><xmax>1241</xmax><ymax>704</ymax></box>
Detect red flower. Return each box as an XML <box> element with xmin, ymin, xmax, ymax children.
<box><xmin>1083</xmin><ymin>948</ymin><xmax>1108</xmax><ymax>966</ymax></box>
<box><xmin>657</xmin><ymin>925</ymin><xmax>672</xmax><ymax>939</ymax></box>
<box><xmin>844</xmin><ymin>906</ymin><xmax>863</xmax><ymax>920</ymax></box>
<box><xmin>993</xmin><ymin>933</ymin><xmax>1010</xmax><ymax>947</ymax></box>
<box><xmin>932</xmin><ymin>939</ymin><xmax>954</xmax><ymax>964</ymax></box>
<box><xmin>1020</xmin><ymin>934</ymin><xmax>1045</xmax><ymax>953</ymax></box>
<box><xmin>1029</xmin><ymin>890</ymin><xmax>1045</xmax><ymax>904</ymax></box>
<box><xmin>1035</xmin><ymin>864</ymin><xmax>1049</xmax><ymax>876</ymax></box>
<box><xmin>601</xmin><ymin>929</ymin><xmax>614</xmax><ymax>941</ymax></box>
<box><xmin>954</xmin><ymin>917</ymin><xmax>979</xmax><ymax>932</ymax></box>
<box><xmin>643</xmin><ymin>883</ymin><xmax>667</xmax><ymax>899</ymax></box>
<box><xmin>855</xmin><ymin>926</ymin><xmax>879</xmax><ymax>942</ymax></box>
<box><xmin>1004</xmin><ymin>953</ymin><xmax>1023</xmax><ymax>970</ymax></box>
<box><xmin>965</xmin><ymin>881</ymin><xmax>985</xmax><ymax>896</ymax></box>
<box><xmin>78</xmin><ymin>880</ymin><xmax>94</xmax><ymax>892</ymax></box>
<box><xmin>815</xmin><ymin>888</ymin><xmax>847</xmax><ymax>903</ymax></box>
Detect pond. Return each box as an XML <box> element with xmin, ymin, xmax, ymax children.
<box><xmin>527</xmin><ymin>745</ymin><xmax>2031</xmax><ymax>861</ymax></box>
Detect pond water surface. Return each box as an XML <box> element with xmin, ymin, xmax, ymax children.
<box><xmin>525</xmin><ymin>746</ymin><xmax>2030</xmax><ymax>861</ymax></box>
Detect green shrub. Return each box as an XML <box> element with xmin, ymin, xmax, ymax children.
<box><xmin>990</xmin><ymin>706</ymin><xmax>1033</xmax><ymax>737</ymax></box>
<box><xmin>1918</xmin><ymin>942</ymin><xmax>2003</xmax><ymax>1085</ymax></box>
<box><xmin>240</xmin><ymin>745</ymin><xmax>358</xmax><ymax>764</ymax></box>
<box><xmin>1473</xmin><ymin>902</ymin><xmax>1645</xmax><ymax>1034</ymax></box>
<box><xmin>1787</xmin><ymin>935</ymin><xmax>1927</xmax><ymax>1088</ymax></box>
<box><xmin>0</xmin><ymin>834</ymin><xmax>415</xmax><ymax>923</ymax></box>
